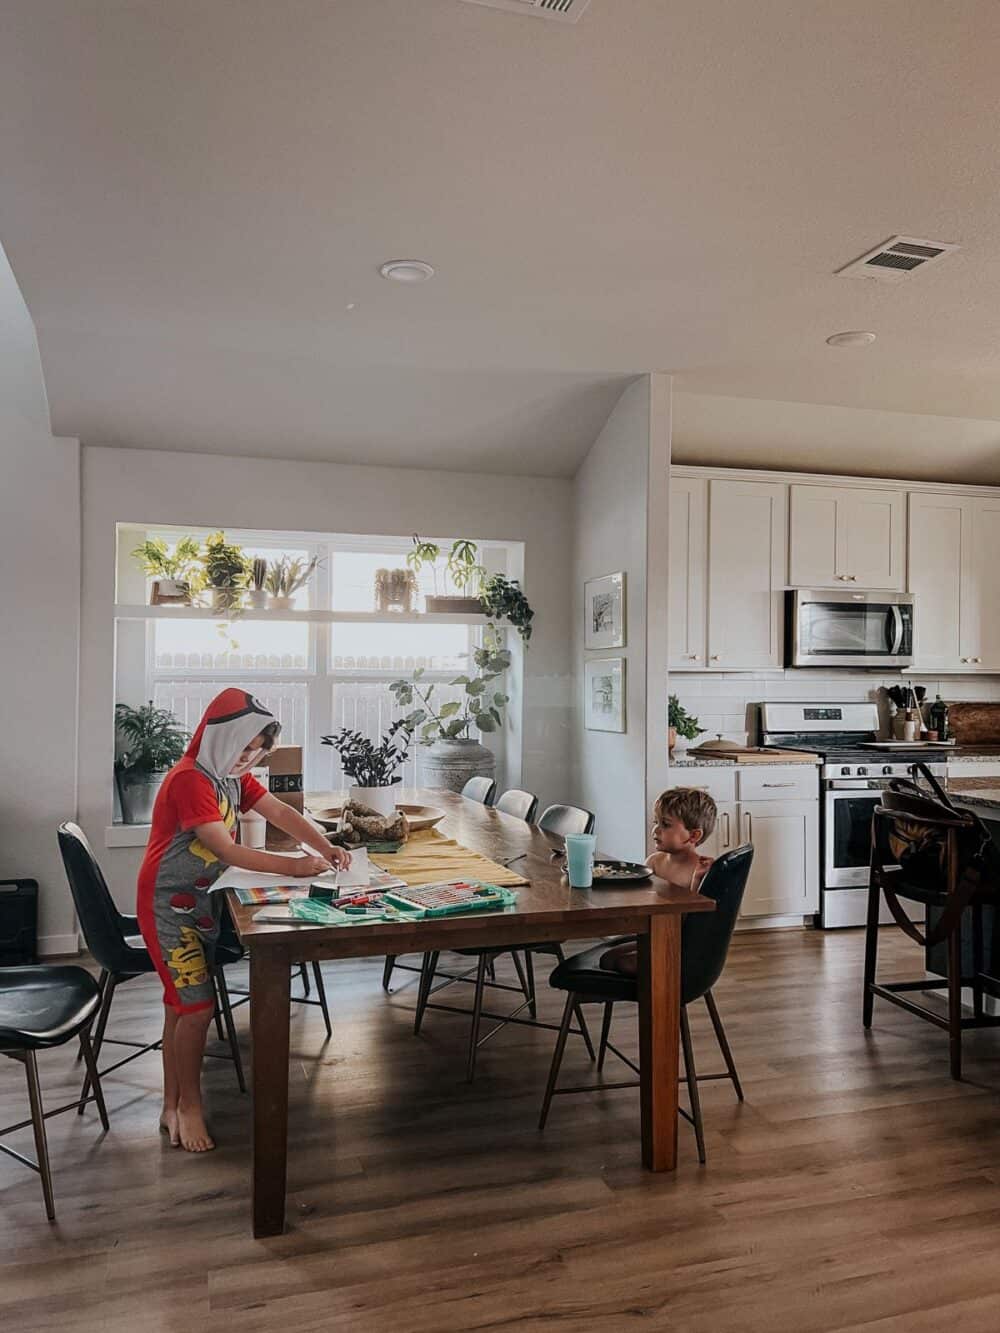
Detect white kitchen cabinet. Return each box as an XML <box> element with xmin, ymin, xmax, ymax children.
<box><xmin>707</xmin><ymin>479</ymin><xmax>787</xmax><ymax>670</ymax></box>
<box><xmin>789</xmin><ymin>484</ymin><xmax>904</xmax><ymax>590</ymax></box>
<box><xmin>739</xmin><ymin>798</ymin><xmax>820</xmax><ymax>917</ymax></box>
<box><xmin>908</xmin><ymin>491</ymin><xmax>1000</xmax><ymax>671</ymax></box>
<box><xmin>668</xmin><ymin>476</ymin><xmax>708</xmax><ymax>670</ymax></box>
<box><xmin>700</xmin><ymin>801</ymin><xmax>739</xmax><ymax>860</ymax></box>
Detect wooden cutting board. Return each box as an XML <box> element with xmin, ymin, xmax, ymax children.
<box><xmin>945</xmin><ymin>702</ymin><xmax>1000</xmax><ymax>745</ymax></box>
<box><xmin>687</xmin><ymin>748</ymin><xmax>817</xmax><ymax>764</ymax></box>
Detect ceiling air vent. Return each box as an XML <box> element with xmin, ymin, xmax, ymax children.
<box><xmin>836</xmin><ymin>235</ymin><xmax>960</xmax><ymax>284</ymax></box>
<box><xmin>460</xmin><ymin>0</ymin><xmax>593</xmax><ymax>22</ymax></box>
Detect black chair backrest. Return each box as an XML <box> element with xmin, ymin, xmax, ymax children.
<box><xmin>57</xmin><ymin>822</ymin><xmax>150</xmax><ymax>975</ymax></box>
<box><xmin>495</xmin><ymin>789</ymin><xmax>540</xmax><ymax>823</ymax></box>
<box><xmin>680</xmin><ymin>844</ymin><xmax>753</xmax><ymax>1005</ymax></box>
<box><xmin>461</xmin><ymin>776</ymin><xmax>496</xmax><ymax>806</ymax></box>
<box><xmin>538</xmin><ymin>804</ymin><xmax>595</xmax><ymax>837</ymax></box>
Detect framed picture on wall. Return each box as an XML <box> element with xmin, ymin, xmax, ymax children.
<box><xmin>584</xmin><ymin>572</ymin><xmax>625</xmax><ymax>649</ymax></box>
<box><xmin>585</xmin><ymin>657</ymin><xmax>626</xmax><ymax>732</ymax></box>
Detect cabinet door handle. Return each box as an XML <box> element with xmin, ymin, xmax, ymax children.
<box><xmin>762</xmin><ymin>782</ymin><xmax>795</xmax><ymax>788</ymax></box>
<box><xmin>709</xmin><ymin>654</ymin><xmax>720</xmax><ymax>662</ymax></box>
<box><xmin>686</xmin><ymin>654</ymin><xmax>700</xmax><ymax>660</ymax></box>
<box><xmin>723</xmin><ymin>811</ymin><xmax>731</xmax><ymax>847</ymax></box>
<box><xmin>744</xmin><ymin>812</ymin><xmax>753</xmax><ymax>841</ymax></box>
<box><xmin>974</xmin><ymin>657</ymin><xmax>983</xmax><ymax>664</ymax></box>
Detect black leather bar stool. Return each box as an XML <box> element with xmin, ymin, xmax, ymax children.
<box><xmin>538</xmin><ymin>844</ymin><xmax>753</xmax><ymax>1163</ymax></box>
<box><xmin>0</xmin><ymin>966</ymin><xmax>108</xmax><ymax>1219</ymax></box>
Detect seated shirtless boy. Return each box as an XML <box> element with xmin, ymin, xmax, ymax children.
<box><xmin>600</xmin><ymin>787</ymin><xmax>717</xmax><ymax>977</ymax></box>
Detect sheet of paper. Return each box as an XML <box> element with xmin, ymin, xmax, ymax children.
<box><xmin>214</xmin><ymin>847</ymin><xmax>371</xmax><ymax>893</ymax></box>
<box><xmin>312</xmin><ymin>847</ymin><xmax>370</xmax><ymax>890</ymax></box>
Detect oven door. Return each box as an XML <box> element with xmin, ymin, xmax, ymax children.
<box><xmin>789</xmin><ymin>590</ymin><xmax>914</xmax><ymax>668</ymax></box>
<box><xmin>824</xmin><ymin>784</ymin><xmax>883</xmax><ymax>888</ymax></box>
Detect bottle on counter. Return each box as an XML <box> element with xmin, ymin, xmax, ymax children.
<box><xmin>929</xmin><ymin>694</ymin><xmax>950</xmax><ymax>742</ymax></box>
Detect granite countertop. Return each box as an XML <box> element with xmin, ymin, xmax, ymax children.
<box><xmin>670</xmin><ymin>756</ymin><xmax>736</xmax><ymax>768</ymax></box>
<box><xmin>946</xmin><ymin>749</ymin><xmax>1000</xmax><ymax>763</ymax></box>
<box><xmin>952</xmin><ymin>788</ymin><xmax>1000</xmax><ymax>810</ymax></box>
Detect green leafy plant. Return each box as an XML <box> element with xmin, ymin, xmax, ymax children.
<box><xmin>114</xmin><ymin>701</ymin><xmax>189</xmax><ymax>775</ymax></box>
<box><xmin>480</xmin><ymin>572</ymin><xmax>534</xmax><ymax>643</ymax></box>
<box><xmin>389</xmin><ymin>632</ymin><xmax>511</xmax><ymax>741</ymax></box>
<box><xmin>249</xmin><ymin>557</ymin><xmax>268</xmax><ymax>592</ymax></box>
<box><xmin>264</xmin><ymin>554</ymin><xmax>321</xmax><ymax>598</ymax></box>
<box><xmin>320</xmin><ymin>719</ymin><xmax>414</xmax><ymax>787</ymax></box>
<box><xmin>406</xmin><ymin>535</ymin><xmax>442</xmax><ymax>593</ymax></box>
<box><xmin>131</xmin><ymin>536</ymin><xmax>204</xmax><ymax>590</ymax></box>
<box><xmin>201</xmin><ymin>531</ymin><xmax>249</xmax><ymax>592</ymax></box>
<box><xmin>669</xmin><ymin>695</ymin><xmax>702</xmax><ymax>742</ymax></box>
<box><xmin>407</xmin><ymin>534</ymin><xmax>486</xmax><ymax>597</ymax></box>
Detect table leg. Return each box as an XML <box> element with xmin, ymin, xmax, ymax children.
<box><xmin>251</xmin><ymin>946</ymin><xmax>291</xmax><ymax>1237</ymax></box>
<box><xmin>637</xmin><ymin>914</ymin><xmax>681</xmax><ymax>1171</ymax></box>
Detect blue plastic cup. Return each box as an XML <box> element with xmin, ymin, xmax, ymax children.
<box><xmin>565</xmin><ymin>833</ymin><xmax>597</xmax><ymax>889</ymax></box>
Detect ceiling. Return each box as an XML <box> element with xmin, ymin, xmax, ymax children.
<box><xmin>4</xmin><ymin>0</ymin><xmax>1000</xmax><ymax>477</ymax></box>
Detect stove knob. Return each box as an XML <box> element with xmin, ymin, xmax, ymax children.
<box><xmin>882</xmin><ymin>765</ymin><xmax>893</xmax><ymax>776</ymax></box>
<box><xmin>841</xmin><ymin>766</ymin><xmax>851</xmax><ymax>776</ymax></box>
<box><xmin>857</xmin><ymin>766</ymin><xmax>868</xmax><ymax>776</ymax></box>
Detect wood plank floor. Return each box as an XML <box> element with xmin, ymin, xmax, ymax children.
<box><xmin>4</xmin><ymin>928</ymin><xmax>1000</xmax><ymax>1332</ymax></box>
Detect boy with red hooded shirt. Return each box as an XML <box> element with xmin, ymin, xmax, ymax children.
<box><xmin>137</xmin><ymin>688</ymin><xmax>350</xmax><ymax>1152</ymax></box>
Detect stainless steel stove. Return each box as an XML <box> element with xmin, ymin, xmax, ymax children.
<box><xmin>759</xmin><ymin>702</ymin><xmax>945</xmax><ymax>928</ymax></box>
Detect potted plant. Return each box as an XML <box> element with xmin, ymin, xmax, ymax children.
<box><xmin>389</xmin><ymin>634</ymin><xmax>511</xmax><ymax>791</ymax></box>
<box><xmin>247</xmin><ymin>557</ymin><xmax>269</xmax><ymax>610</ymax></box>
<box><xmin>374</xmin><ymin>566</ymin><xmax>417</xmax><ymax>613</ymax></box>
<box><xmin>264</xmin><ymin>554</ymin><xmax>320</xmax><ymax>610</ymax></box>
<box><xmin>114</xmin><ymin>701</ymin><xmax>189</xmax><ymax>824</ymax></box>
<box><xmin>131</xmin><ymin>536</ymin><xmax>204</xmax><ymax>605</ymax></box>
<box><xmin>480</xmin><ymin>572</ymin><xmax>534</xmax><ymax>643</ymax></box>
<box><xmin>669</xmin><ymin>695</ymin><xmax>702</xmax><ymax>754</ymax></box>
<box><xmin>201</xmin><ymin>531</ymin><xmax>249</xmax><ymax>613</ymax></box>
<box><xmin>321</xmin><ymin>718</ymin><xmax>415</xmax><ymax>816</ymax></box>
<box><xmin>407</xmin><ymin>535</ymin><xmax>485</xmax><ymax>615</ymax></box>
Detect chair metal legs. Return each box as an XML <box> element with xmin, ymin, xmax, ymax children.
<box><xmin>382</xmin><ymin>955</ymin><xmax>397</xmax><ymax>992</ymax></box>
<box><xmin>299</xmin><ymin>962</ymin><xmax>312</xmax><ymax>997</ymax></box>
<box><xmin>538</xmin><ymin>993</ymin><xmax>576</xmax><ymax>1129</ymax></box>
<box><xmin>413</xmin><ymin>951</ymin><xmax>439</xmax><ymax>1035</ymax></box>
<box><xmin>704</xmin><ymin>991</ymin><xmax>743</xmax><ymax>1101</ymax></box>
<box><xmin>24</xmin><ymin>1052</ymin><xmax>55</xmax><ymax>1221</ymax></box>
<box><xmin>78</xmin><ymin>974</ymin><xmax>116</xmax><ymax>1113</ymax></box>
<box><xmin>679</xmin><ymin>1008</ymin><xmax>706</xmax><ymax>1165</ymax></box>
<box><xmin>78</xmin><ymin>1032</ymin><xmax>110</xmax><ymax>1132</ymax></box>
<box><xmin>312</xmin><ymin>963</ymin><xmax>332</xmax><ymax>1038</ymax></box>
<box><xmin>598</xmin><ymin>1002</ymin><xmax>614</xmax><ymax>1071</ymax></box>
<box><xmin>467</xmin><ymin>954</ymin><xmax>490</xmax><ymax>1082</ymax></box>
<box><xmin>523</xmin><ymin>950</ymin><xmax>537</xmax><ymax>1019</ymax></box>
<box><xmin>213</xmin><ymin>967</ymin><xmax>246</xmax><ymax>1094</ymax></box>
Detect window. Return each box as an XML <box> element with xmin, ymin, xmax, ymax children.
<box><xmin>114</xmin><ymin>527</ymin><xmax>516</xmax><ymax>813</ymax></box>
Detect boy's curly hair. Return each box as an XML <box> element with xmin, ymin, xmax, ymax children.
<box><xmin>653</xmin><ymin>787</ymin><xmax>717</xmax><ymax>842</ymax></box>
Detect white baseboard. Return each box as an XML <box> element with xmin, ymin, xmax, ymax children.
<box><xmin>39</xmin><ymin>933</ymin><xmax>82</xmax><ymax>958</ymax></box>
<box><xmin>734</xmin><ymin>914</ymin><xmax>814</xmax><ymax>932</ymax></box>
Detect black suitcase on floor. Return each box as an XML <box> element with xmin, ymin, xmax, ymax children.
<box><xmin>0</xmin><ymin>878</ymin><xmax>39</xmax><ymax>965</ymax></box>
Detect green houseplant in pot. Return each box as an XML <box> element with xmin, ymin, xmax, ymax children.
<box><xmin>114</xmin><ymin>701</ymin><xmax>189</xmax><ymax>824</ymax></box>
<box><xmin>201</xmin><ymin>531</ymin><xmax>249</xmax><ymax>613</ymax></box>
<box><xmin>247</xmin><ymin>557</ymin><xmax>269</xmax><ymax>610</ymax></box>
<box><xmin>668</xmin><ymin>694</ymin><xmax>702</xmax><ymax>755</ymax></box>
<box><xmin>131</xmin><ymin>536</ymin><xmax>204</xmax><ymax>605</ymax></box>
<box><xmin>480</xmin><ymin>572</ymin><xmax>534</xmax><ymax>643</ymax></box>
<box><xmin>407</xmin><ymin>534</ymin><xmax>485</xmax><ymax>615</ymax></box>
<box><xmin>320</xmin><ymin>718</ymin><xmax>416</xmax><ymax>817</ymax></box>
<box><xmin>389</xmin><ymin>634</ymin><xmax>511</xmax><ymax>792</ymax></box>
<box><xmin>264</xmin><ymin>555</ymin><xmax>320</xmax><ymax>610</ymax></box>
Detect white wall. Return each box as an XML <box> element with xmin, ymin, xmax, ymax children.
<box><xmin>79</xmin><ymin>446</ymin><xmax>575</xmax><ymax>904</ymax></box>
<box><xmin>0</xmin><ymin>243</ymin><xmax>80</xmax><ymax>955</ymax></box>
<box><xmin>571</xmin><ymin>375</ymin><xmax>671</xmax><ymax>860</ymax></box>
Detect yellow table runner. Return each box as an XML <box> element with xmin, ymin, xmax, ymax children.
<box><xmin>369</xmin><ymin>828</ymin><xmax>529</xmax><ymax>888</ymax></box>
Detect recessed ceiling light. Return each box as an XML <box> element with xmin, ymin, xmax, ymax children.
<box><xmin>379</xmin><ymin>260</ymin><xmax>435</xmax><ymax>283</ymax></box>
<box><xmin>826</xmin><ymin>330</ymin><xmax>877</xmax><ymax>348</ymax></box>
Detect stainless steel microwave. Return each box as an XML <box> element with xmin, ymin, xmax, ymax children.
<box><xmin>786</xmin><ymin>589</ymin><xmax>914</xmax><ymax>668</ymax></box>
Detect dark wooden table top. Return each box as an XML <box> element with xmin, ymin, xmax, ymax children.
<box><xmin>228</xmin><ymin>787</ymin><xmax>714</xmax><ymax>951</ymax></box>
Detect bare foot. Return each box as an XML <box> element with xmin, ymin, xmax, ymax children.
<box><xmin>177</xmin><ymin>1103</ymin><xmax>215</xmax><ymax>1153</ymax></box>
<box><xmin>159</xmin><ymin>1108</ymin><xmax>180</xmax><ymax>1147</ymax></box>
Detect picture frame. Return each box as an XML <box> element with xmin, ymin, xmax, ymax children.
<box><xmin>584</xmin><ymin>571</ymin><xmax>625</xmax><ymax>650</ymax></box>
<box><xmin>584</xmin><ymin>657</ymin><xmax>626</xmax><ymax>733</ymax></box>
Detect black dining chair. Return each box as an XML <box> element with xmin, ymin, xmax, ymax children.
<box><xmin>538</xmin><ymin>844</ymin><xmax>753</xmax><ymax>1163</ymax></box>
<box><xmin>0</xmin><ymin>965</ymin><xmax>108</xmax><ymax>1219</ymax></box>
<box><xmin>494</xmin><ymin>789</ymin><xmax>539</xmax><ymax>823</ymax></box>
<box><xmin>865</xmin><ymin>779</ymin><xmax>1000</xmax><ymax>1080</ymax></box>
<box><xmin>461</xmin><ymin>776</ymin><xmax>497</xmax><ymax>806</ymax></box>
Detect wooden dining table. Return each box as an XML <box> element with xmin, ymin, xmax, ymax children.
<box><xmin>226</xmin><ymin>788</ymin><xmax>714</xmax><ymax>1237</ymax></box>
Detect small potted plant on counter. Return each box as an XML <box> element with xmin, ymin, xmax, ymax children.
<box><xmin>114</xmin><ymin>701</ymin><xmax>189</xmax><ymax>824</ymax></box>
<box><xmin>201</xmin><ymin>531</ymin><xmax>249</xmax><ymax>613</ymax></box>
<box><xmin>264</xmin><ymin>555</ymin><xmax>320</xmax><ymax>610</ymax></box>
<box><xmin>247</xmin><ymin>557</ymin><xmax>269</xmax><ymax>610</ymax></box>
<box><xmin>131</xmin><ymin>536</ymin><xmax>204</xmax><ymax>605</ymax></box>
<box><xmin>669</xmin><ymin>695</ymin><xmax>702</xmax><ymax>755</ymax></box>
<box><xmin>389</xmin><ymin>634</ymin><xmax>511</xmax><ymax>791</ymax></box>
<box><xmin>321</xmin><ymin>718</ymin><xmax>416</xmax><ymax>817</ymax></box>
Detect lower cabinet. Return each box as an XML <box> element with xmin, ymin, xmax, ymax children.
<box><xmin>738</xmin><ymin>799</ymin><xmax>819</xmax><ymax>918</ymax></box>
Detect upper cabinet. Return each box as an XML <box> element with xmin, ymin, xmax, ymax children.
<box><xmin>908</xmin><ymin>492</ymin><xmax>1000</xmax><ymax>671</ymax></box>
<box><xmin>668</xmin><ymin>476</ymin><xmax>708</xmax><ymax>670</ymax></box>
<box><xmin>707</xmin><ymin>479</ymin><xmax>787</xmax><ymax>670</ymax></box>
<box><xmin>789</xmin><ymin>484</ymin><xmax>905</xmax><ymax>590</ymax></box>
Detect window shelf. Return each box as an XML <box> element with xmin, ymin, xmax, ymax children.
<box><xmin>113</xmin><ymin>604</ymin><xmax>489</xmax><ymax>626</ymax></box>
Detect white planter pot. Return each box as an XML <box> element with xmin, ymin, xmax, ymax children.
<box><xmin>268</xmin><ymin>595</ymin><xmax>296</xmax><ymax>611</ymax></box>
<box><xmin>420</xmin><ymin>738</ymin><xmax>495</xmax><ymax>793</ymax></box>
<box><xmin>247</xmin><ymin>589</ymin><xmax>269</xmax><ymax>610</ymax></box>
<box><xmin>348</xmin><ymin>785</ymin><xmax>397</xmax><ymax>817</ymax></box>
